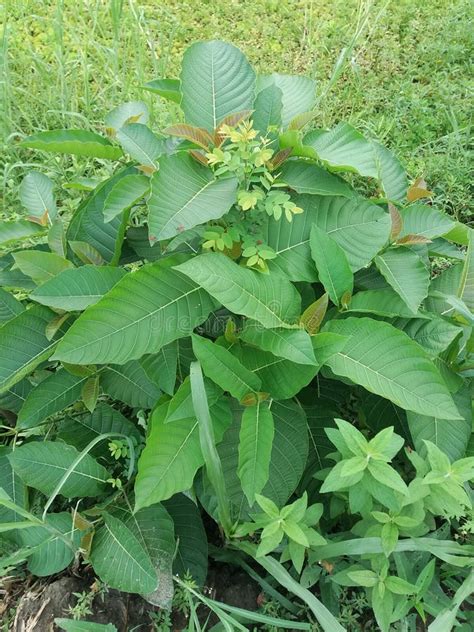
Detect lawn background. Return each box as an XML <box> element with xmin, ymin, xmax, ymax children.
<box><xmin>2</xmin><ymin>0</ymin><xmax>473</xmax><ymax>221</ymax></box>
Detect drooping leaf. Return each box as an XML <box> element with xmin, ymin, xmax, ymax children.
<box><xmin>147</xmin><ymin>153</ymin><xmax>237</xmax><ymax>242</ymax></box>
<box><xmin>101</xmin><ymin>360</ymin><xmax>160</xmax><ymax>408</ymax></box>
<box><xmin>164</xmin><ymin>493</ymin><xmax>208</xmax><ymax>586</ymax></box>
<box><xmin>103</xmin><ymin>174</ymin><xmax>150</xmax><ymax>223</ymax></box>
<box><xmin>12</xmin><ymin>251</ymin><xmax>73</xmax><ymax>285</ymax></box>
<box><xmin>8</xmin><ymin>440</ymin><xmax>109</xmax><ymax>497</ymax></box>
<box><xmin>372</xmin><ymin>141</ymin><xmax>408</xmax><ymax>202</ymax></box>
<box><xmin>238</xmin><ymin>401</ymin><xmax>274</xmax><ymax>505</ymax></box>
<box><xmin>407</xmin><ymin>386</ymin><xmax>471</xmax><ymax>462</ymax></box>
<box><xmin>180</xmin><ymin>41</ymin><xmax>256</xmax><ymax>132</ymax></box>
<box><xmin>0</xmin><ymin>220</ymin><xmax>46</xmax><ymax>246</ymax></box>
<box><xmin>192</xmin><ymin>334</ymin><xmax>261</xmax><ymax>401</ymax></box>
<box><xmin>17</xmin><ymin>369</ymin><xmax>88</xmax><ymax>429</ymax></box>
<box><xmin>375</xmin><ymin>249</ymin><xmax>430</xmax><ymax>313</ymax></box>
<box><xmin>310</xmin><ymin>225</ymin><xmax>353</xmax><ymax>307</ymax></box>
<box><xmin>20</xmin><ymin>129</ymin><xmax>123</xmax><ymax>160</ymax></box>
<box><xmin>140</xmin><ymin>342</ymin><xmax>178</xmax><ymax>395</ymax></box>
<box><xmin>30</xmin><ymin>265</ymin><xmax>126</xmax><ymax>311</ymax></box>
<box><xmin>177</xmin><ymin>252</ymin><xmax>301</xmax><ymax>328</ymax></box>
<box><xmin>19</xmin><ymin>171</ymin><xmax>57</xmax><ymax>221</ymax></box>
<box><xmin>240</xmin><ymin>322</ymin><xmax>317</xmax><ymax>365</ymax></box>
<box><xmin>323</xmin><ymin>317</ymin><xmax>461</xmax><ymax>419</ymax></box>
<box><xmin>398</xmin><ymin>204</ymin><xmax>455</xmax><ymax>240</ymax></box>
<box><xmin>105</xmin><ymin>101</ymin><xmax>149</xmax><ymax>131</ymax></box>
<box><xmin>303</xmin><ymin>123</ymin><xmax>378</xmax><ymax>177</ymax></box>
<box><xmin>257</xmin><ymin>74</ymin><xmax>315</xmax><ymax>128</ymax></box>
<box><xmin>0</xmin><ymin>305</ymin><xmax>60</xmax><ymax>393</ymax></box>
<box><xmin>116</xmin><ymin>123</ymin><xmax>165</xmax><ymax>167</ymax></box>
<box><xmin>279</xmin><ymin>161</ymin><xmax>352</xmax><ymax>198</ymax></box>
<box><xmin>19</xmin><ymin>512</ymin><xmax>80</xmax><ymax>576</ymax></box>
<box><xmin>252</xmin><ymin>84</ymin><xmax>283</xmax><ymax>135</ymax></box>
<box><xmin>53</xmin><ymin>259</ymin><xmax>215</xmax><ymax>365</ymax></box>
<box><xmin>143</xmin><ymin>78</ymin><xmax>181</xmax><ymax>103</ymax></box>
<box><xmin>0</xmin><ymin>288</ymin><xmax>24</xmax><ymax>323</ymax></box>
<box><xmin>90</xmin><ymin>512</ymin><xmax>157</xmax><ymax>594</ymax></box>
<box><xmin>348</xmin><ymin>288</ymin><xmax>421</xmax><ymax>318</ymax></box>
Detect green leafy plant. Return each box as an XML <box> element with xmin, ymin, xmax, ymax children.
<box><xmin>1</xmin><ymin>40</ymin><xmax>472</xmax><ymax>631</ymax></box>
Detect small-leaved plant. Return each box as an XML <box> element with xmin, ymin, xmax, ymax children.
<box><xmin>0</xmin><ymin>40</ymin><xmax>473</xmax><ymax>631</ymax></box>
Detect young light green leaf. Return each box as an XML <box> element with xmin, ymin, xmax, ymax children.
<box><xmin>13</xmin><ymin>251</ymin><xmax>73</xmax><ymax>285</ymax></box>
<box><xmin>238</xmin><ymin>401</ymin><xmax>275</xmax><ymax>505</ymax></box>
<box><xmin>310</xmin><ymin>225</ymin><xmax>353</xmax><ymax>306</ymax></box>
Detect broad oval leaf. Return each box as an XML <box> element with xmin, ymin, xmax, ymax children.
<box><xmin>20</xmin><ymin>129</ymin><xmax>123</xmax><ymax>160</ymax></box>
<box><xmin>348</xmin><ymin>288</ymin><xmax>421</xmax><ymax>318</ymax></box>
<box><xmin>140</xmin><ymin>342</ymin><xmax>178</xmax><ymax>396</ymax></box>
<box><xmin>240</xmin><ymin>322</ymin><xmax>317</xmax><ymax>365</ymax></box>
<box><xmin>30</xmin><ymin>265</ymin><xmax>126</xmax><ymax>311</ymax></box>
<box><xmin>8</xmin><ymin>440</ymin><xmax>109</xmax><ymax>497</ymax></box>
<box><xmin>0</xmin><ymin>446</ymin><xmax>27</xmax><ymax>529</ymax></box>
<box><xmin>147</xmin><ymin>153</ymin><xmax>238</xmax><ymax>242</ymax></box>
<box><xmin>19</xmin><ymin>171</ymin><xmax>57</xmax><ymax>221</ymax></box>
<box><xmin>90</xmin><ymin>512</ymin><xmax>157</xmax><ymax>594</ymax></box>
<box><xmin>257</xmin><ymin>74</ymin><xmax>315</xmax><ymax>129</ymax></box>
<box><xmin>116</xmin><ymin>123</ymin><xmax>165</xmax><ymax>167</ymax></box>
<box><xmin>391</xmin><ymin>316</ymin><xmax>462</xmax><ymax>356</ymax></box>
<box><xmin>180</xmin><ymin>40</ymin><xmax>256</xmax><ymax>132</ymax></box>
<box><xmin>176</xmin><ymin>252</ymin><xmax>301</xmax><ymax>328</ymax></box>
<box><xmin>53</xmin><ymin>259</ymin><xmax>215</xmax><ymax>365</ymax></box>
<box><xmin>323</xmin><ymin>317</ymin><xmax>461</xmax><ymax>420</ymax></box>
<box><xmin>399</xmin><ymin>204</ymin><xmax>455</xmax><ymax>240</ymax></box>
<box><xmin>103</xmin><ymin>174</ymin><xmax>150</xmax><ymax>223</ymax></box>
<box><xmin>279</xmin><ymin>160</ymin><xmax>352</xmax><ymax>198</ymax></box>
<box><xmin>372</xmin><ymin>141</ymin><xmax>408</xmax><ymax>203</ymax></box>
<box><xmin>13</xmin><ymin>251</ymin><xmax>73</xmax><ymax>285</ymax></box>
<box><xmin>375</xmin><ymin>249</ymin><xmax>430</xmax><ymax>314</ymax></box>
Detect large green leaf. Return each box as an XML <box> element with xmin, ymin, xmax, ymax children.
<box><xmin>147</xmin><ymin>153</ymin><xmax>237</xmax><ymax>242</ymax></box>
<box><xmin>17</xmin><ymin>369</ymin><xmax>88</xmax><ymax>429</ymax></box>
<box><xmin>323</xmin><ymin>317</ymin><xmax>461</xmax><ymax>419</ymax></box>
<box><xmin>192</xmin><ymin>335</ymin><xmax>261</xmax><ymax>401</ymax></box>
<box><xmin>134</xmin><ymin>403</ymin><xmax>201</xmax><ymax>509</ymax></box>
<box><xmin>375</xmin><ymin>249</ymin><xmax>430</xmax><ymax>313</ymax></box>
<box><xmin>53</xmin><ymin>259</ymin><xmax>215</xmax><ymax>365</ymax></box>
<box><xmin>0</xmin><ymin>379</ymin><xmax>32</xmax><ymax>414</ymax></box>
<box><xmin>302</xmin><ymin>195</ymin><xmax>391</xmax><ymax>272</ymax></box>
<box><xmin>103</xmin><ymin>174</ymin><xmax>150</xmax><ymax>223</ymax></box>
<box><xmin>90</xmin><ymin>512</ymin><xmax>157</xmax><ymax>594</ymax></box>
<box><xmin>303</xmin><ymin>123</ymin><xmax>378</xmax><ymax>177</ymax></box>
<box><xmin>180</xmin><ymin>40</ymin><xmax>256</xmax><ymax>132</ymax></box>
<box><xmin>372</xmin><ymin>141</ymin><xmax>408</xmax><ymax>202</ymax></box>
<box><xmin>391</xmin><ymin>316</ymin><xmax>462</xmax><ymax>356</ymax></box>
<box><xmin>252</xmin><ymin>84</ymin><xmax>282</xmax><ymax>135</ymax></box>
<box><xmin>67</xmin><ymin>166</ymin><xmax>137</xmax><ymax>264</ymax></box>
<box><xmin>140</xmin><ymin>342</ymin><xmax>178</xmax><ymax>396</ymax></box>
<box><xmin>8</xmin><ymin>440</ymin><xmax>109</xmax><ymax>497</ymax></box>
<box><xmin>19</xmin><ymin>512</ymin><xmax>80</xmax><ymax>576</ymax></box>
<box><xmin>57</xmin><ymin>403</ymin><xmax>141</xmax><ymax>457</ymax></box>
<box><xmin>176</xmin><ymin>252</ymin><xmax>301</xmax><ymax>328</ymax></box>
<box><xmin>238</xmin><ymin>401</ymin><xmax>274</xmax><ymax>505</ymax></box>
<box><xmin>116</xmin><ymin>124</ymin><xmax>165</xmax><ymax>167</ymax></box>
<box><xmin>144</xmin><ymin>78</ymin><xmax>181</xmax><ymax>103</ymax></box>
<box><xmin>398</xmin><ymin>204</ymin><xmax>455</xmax><ymax>239</ymax></box>
<box><xmin>458</xmin><ymin>229</ymin><xmax>473</xmax><ymax>312</ymax></box>
<box><xmin>310</xmin><ymin>225</ymin><xmax>353</xmax><ymax>307</ymax></box>
<box><xmin>0</xmin><ymin>305</ymin><xmax>60</xmax><ymax>393</ymax></box>
<box><xmin>164</xmin><ymin>493</ymin><xmax>208</xmax><ymax>586</ymax></box>
<box><xmin>279</xmin><ymin>161</ymin><xmax>352</xmax><ymax>198</ymax></box>
<box><xmin>348</xmin><ymin>288</ymin><xmax>421</xmax><ymax>318</ymax></box>
<box><xmin>240</xmin><ymin>322</ymin><xmax>316</xmax><ymax>365</ymax></box>
<box><xmin>19</xmin><ymin>171</ymin><xmax>57</xmax><ymax>221</ymax></box>
<box><xmin>0</xmin><ymin>220</ymin><xmax>45</xmax><ymax>246</ymax></box>
<box><xmin>12</xmin><ymin>251</ymin><xmax>73</xmax><ymax>285</ymax></box>
<box><xmin>0</xmin><ymin>288</ymin><xmax>24</xmax><ymax>323</ymax></box>
<box><xmin>101</xmin><ymin>360</ymin><xmax>160</xmax><ymax>408</ymax></box>
<box><xmin>407</xmin><ymin>386</ymin><xmax>471</xmax><ymax>462</ymax></box>
<box><xmin>113</xmin><ymin>504</ymin><xmax>175</xmax><ymax>608</ymax></box>
<box><xmin>30</xmin><ymin>265</ymin><xmax>126</xmax><ymax>311</ymax></box>
<box><xmin>257</xmin><ymin>74</ymin><xmax>315</xmax><ymax>128</ymax></box>
<box><xmin>20</xmin><ymin>129</ymin><xmax>123</xmax><ymax>159</ymax></box>
<box><xmin>0</xmin><ymin>446</ymin><xmax>27</xmax><ymax>530</ymax></box>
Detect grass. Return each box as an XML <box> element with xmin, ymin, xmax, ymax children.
<box><xmin>1</xmin><ymin>0</ymin><xmax>473</xmax><ymax>222</ymax></box>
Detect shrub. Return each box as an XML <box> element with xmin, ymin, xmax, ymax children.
<box><xmin>0</xmin><ymin>40</ymin><xmax>473</xmax><ymax>630</ymax></box>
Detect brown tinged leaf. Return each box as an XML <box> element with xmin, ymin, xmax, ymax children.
<box><xmin>396</xmin><ymin>234</ymin><xmax>432</xmax><ymax>245</ymax></box>
<box><xmin>27</xmin><ymin>210</ymin><xmax>50</xmax><ymax>226</ymax></box>
<box><xmin>288</xmin><ymin>110</ymin><xmax>315</xmax><ymax>131</ymax></box>
<box><xmin>407</xmin><ymin>177</ymin><xmax>433</xmax><ymax>202</ymax></box>
<box><xmin>240</xmin><ymin>392</ymin><xmax>270</xmax><ymax>406</ymax></box>
<box><xmin>164</xmin><ymin>123</ymin><xmax>214</xmax><ymax>150</ymax></box>
<box><xmin>136</xmin><ymin>164</ymin><xmax>157</xmax><ymax>175</ymax></box>
<box><xmin>224</xmin><ymin>317</ymin><xmax>238</xmax><ymax>344</ymax></box>
<box><xmin>214</xmin><ymin>109</ymin><xmax>253</xmax><ymax>145</ymax></box>
<box><xmin>389</xmin><ymin>203</ymin><xmax>403</xmax><ymax>241</ymax></box>
<box><xmin>300</xmin><ymin>293</ymin><xmax>329</xmax><ymax>334</ymax></box>
<box><xmin>269</xmin><ymin>147</ymin><xmax>293</xmax><ymax>170</ymax></box>
<box><xmin>82</xmin><ymin>375</ymin><xmax>100</xmax><ymax>413</ymax></box>
<box><xmin>69</xmin><ymin>240</ymin><xmax>105</xmax><ymax>266</ymax></box>
<box><xmin>45</xmin><ymin>312</ymin><xmax>70</xmax><ymax>341</ymax></box>
<box><xmin>189</xmin><ymin>149</ymin><xmax>210</xmax><ymax>166</ymax></box>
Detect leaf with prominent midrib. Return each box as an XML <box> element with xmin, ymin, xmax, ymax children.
<box><xmin>140</xmin><ymin>342</ymin><xmax>178</xmax><ymax>396</ymax></box>
<box><xmin>180</xmin><ymin>40</ymin><xmax>256</xmax><ymax>132</ymax></box>
<box><xmin>53</xmin><ymin>258</ymin><xmax>215</xmax><ymax>365</ymax></box>
<box><xmin>8</xmin><ymin>440</ymin><xmax>109</xmax><ymax>497</ymax></box>
<box><xmin>0</xmin><ymin>220</ymin><xmax>45</xmax><ymax>246</ymax></box>
<box><xmin>252</xmin><ymin>84</ymin><xmax>282</xmax><ymax>134</ymax></box>
<box><xmin>310</xmin><ymin>225</ymin><xmax>353</xmax><ymax>307</ymax></box>
<box><xmin>30</xmin><ymin>265</ymin><xmax>126</xmax><ymax>311</ymax></box>
<box><xmin>398</xmin><ymin>204</ymin><xmax>455</xmax><ymax>240</ymax></box>
<box><xmin>348</xmin><ymin>288</ymin><xmax>420</xmax><ymax>318</ymax></box>
<box><xmin>20</xmin><ymin>129</ymin><xmax>123</xmax><ymax>160</ymax></box>
<box><xmin>103</xmin><ymin>174</ymin><xmax>150</xmax><ymax>223</ymax></box>
<box><xmin>279</xmin><ymin>160</ymin><xmax>352</xmax><ymax>198</ymax></box>
<box><xmin>176</xmin><ymin>252</ymin><xmax>301</xmax><ymax>328</ymax></box>
<box><xmin>323</xmin><ymin>317</ymin><xmax>461</xmax><ymax>420</ymax></box>
<box><xmin>147</xmin><ymin>153</ymin><xmax>238</xmax><ymax>242</ymax></box>
<box><xmin>116</xmin><ymin>124</ymin><xmax>165</xmax><ymax>167</ymax></box>
<box><xmin>90</xmin><ymin>512</ymin><xmax>157</xmax><ymax>594</ymax></box>
<box><xmin>238</xmin><ymin>401</ymin><xmax>274</xmax><ymax>505</ymax></box>
<box><xmin>192</xmin><ymin>335</ymin><xmax>261</xmax><ymax>400</ymax></box>
<box><xmin>12</xmin><ymin>251</ymin><xmax>73</xmax><ymax>285</ymax></box>
<box><xmin>375</xmin><ymin>249</ymin><xmax>429</xmax><ymax>313</ymax></box>
<box><xmin>391</xmin><ymin>316</ymin><xmax>462</xmax><ymax>356</ymax></box>
<box><xmin>0</xmin><ymin>305</ymin><xmax>60</xmax><ymax>393</ymax></box>
<box><xmin>0</xmin><ymin>288</ymin><xmax>24</xmax><ymax>323</ymax></box>
<box><xmin>17</xmin><ymin>369</ymin><xmax>88</xmax><ymax>429</ymax></box>
<box><xmin>19</xmin><ymin>171</ymin><xmax>57</xmax><ymax>221</ymax></box>
<box><xmin>101</xmin><ymin>360</ymin><xmax>160</xmax><ymax>409</ymax></box>
<box><xmin>257</xmin><ymin>74</ymin><xmax>315</xmax><ymax>128</ymax></box>
<box><xmin>240</xmin><ymin>322</ymin><xmax>316</xmax><ymax>365</ymax></box>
